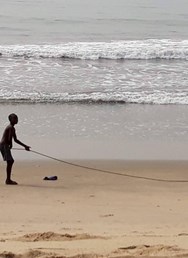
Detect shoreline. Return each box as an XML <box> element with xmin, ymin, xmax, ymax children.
<box><xmin>0</xmin><ymin>159</ymin><xmax>188</xmax><ymax>257</ymax></box>
<box><xmin>1</xmin><ymin>103</ymin><xmax>188</xmax><ymax>161</ymax></box>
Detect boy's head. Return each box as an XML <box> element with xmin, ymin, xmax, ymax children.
<box><xmin>8</xmin><ymin>113</ymin><xmax>18</xmax><ymax>125</ymax></box>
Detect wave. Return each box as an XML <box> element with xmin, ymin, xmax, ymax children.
<box><xmin>0</xmin><ymin>39</ymin><xmax>188</xmax><ymax>60</ymax></box>
<box><xmin>0</xmin><ymin>91</ymin><xmax>188</xmax><ymax>105</ymax></box>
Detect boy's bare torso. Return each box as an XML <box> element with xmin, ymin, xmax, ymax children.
<box><xmin>0</xmin><ymin>125</ymin><xmax>15</xmax><ymax>146</ymax></box>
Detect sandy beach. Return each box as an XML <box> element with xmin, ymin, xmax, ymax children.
<box><xmin>0</xmin><ymin>159</ymin><xmax>188</xmax><ymax>257</ymax></box>
<box><xmin>1</xmin><ymin>0</ymin><xmax>188</xmax><ymax>257</ymax></box>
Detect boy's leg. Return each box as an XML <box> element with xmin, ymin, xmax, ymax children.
<box><xmin>1</xmin><ymin>146</ymin><xmax>17</xmax><ymax>185</ymax></box>
<box><xmin>6</xmin><ymin>160</ymin><xmax>17</xmax><ymax>185</ymax></box>
<box><xmin>6</xmin><ymin>160</ymin><xmax>14</xmax><ymax>181</ymax></box>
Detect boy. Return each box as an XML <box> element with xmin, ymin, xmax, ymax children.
<box><xmin>0</xmin><ymin>113</ymin><xmax>30</xmax><ymax>185</ymax></box>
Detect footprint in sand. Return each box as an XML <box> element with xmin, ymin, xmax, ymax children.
<box><xmin>178</xmin><ymin>233</ymin><xmax>188</xmax><ymax>236</ymax></box>
<box><xmin>100</xmin><ymin>214</ymin><xmax>114</xmax><ymax>218</ymax></box>
<box><xmin>14</xmin><ymin>232</ymin><xmax>105</xmax><ymax>242</ymax></box>
<box><xmin>113</xmin><ymin>245</ymin><xmax>186</xmax><ymax>257</ymax></box>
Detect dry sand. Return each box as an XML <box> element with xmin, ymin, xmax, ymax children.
<box><xmin>0</xmin><ymin>159</ymin><xmax>188</xmax><ymax>257</ymax></box>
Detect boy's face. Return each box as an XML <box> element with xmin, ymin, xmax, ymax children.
<box><xmin>10</xmin><ymin>115</ymin><xmax>18</xmax><ymax>125</ymax></box>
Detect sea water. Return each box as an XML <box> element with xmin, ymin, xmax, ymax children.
<box><xmin>0</xmin><ymin>0</ymin><xmax>188</xmax><ymax>159</ymax></box>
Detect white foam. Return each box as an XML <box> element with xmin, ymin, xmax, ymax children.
<box><xmin>0</xmin><ymin>90</ymin><xmax>188</xmax><ymax>105</ymax></box>
<box><xmin>0</xmin><ymin>39</ymin><xmax>188</xmax><ymax>60</ymax></box>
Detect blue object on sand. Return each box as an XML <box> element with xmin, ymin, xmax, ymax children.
<box><xmin>43</xmin><ymin>176</ymin><xmax>58</xmax><ymax>180</ymax></box>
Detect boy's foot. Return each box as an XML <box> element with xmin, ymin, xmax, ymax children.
<box><xmin>5</xmin><ymin>180</ymin><xmax>18</xmax><ymax>185</ymax></box>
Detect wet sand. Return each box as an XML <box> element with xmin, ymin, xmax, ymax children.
<box><xmin>0</xmin><ymin>159</ymin><xmax>188</xmax><ymax>257</ymax></box>
<box><xmin>1</xmin><ymin>103</ymin><xmax>188</xmax><ymax>161</ymax></box>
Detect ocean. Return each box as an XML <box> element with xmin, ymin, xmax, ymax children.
<box><xmin>0</xmin><ymin>0</ymin><xmax>188</xmax><ymax>160</ymax></box>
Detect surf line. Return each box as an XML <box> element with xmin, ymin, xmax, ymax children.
<box><xmin>13</xmin><ymin>148</ymin><xmax>188</xmax><ymax>183</ymax></box>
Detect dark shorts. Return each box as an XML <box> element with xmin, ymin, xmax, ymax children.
<box><xmin>0</xmin><ymin>145</ymin><xmax>14</xmax><ymax>162</ymax></box>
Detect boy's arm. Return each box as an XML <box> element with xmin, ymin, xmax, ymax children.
<box><xmin>7</xmin><ymin>127</ymin><xmax>13</xmax><ymax>148</ymax></box>
<box><xmin>13</xmin><ymin>131</ymin><xmax>30</xmax><ymax>151</ymax></box>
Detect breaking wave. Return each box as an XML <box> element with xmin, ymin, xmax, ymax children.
<box><xmin>0</xmin><ymin>91</ymin><xmax>188</xmax><ymax>105</ymax></box>
<box><xmin>0</xmin><ymin>39</ymin><xmax>188</xmax><ymax>60</ymax></box>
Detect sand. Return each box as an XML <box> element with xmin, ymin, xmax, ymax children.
<box><xmin>0</xmin><ymin>159</ymin><xmax>188</xmax><ymax>257</ymax></box>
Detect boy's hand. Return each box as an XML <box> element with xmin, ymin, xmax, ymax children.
<box><xmin>25</xmin><ymin>146</ymin><xmax>30</xmax><ymax>151</ymax></box>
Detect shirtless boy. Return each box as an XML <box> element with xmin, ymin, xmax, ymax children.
<box><xmin>0</xmin><ymin>113</ymin><xmax>30</xmax><ymax>185</ymax></box>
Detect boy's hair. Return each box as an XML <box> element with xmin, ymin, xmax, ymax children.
<box><xmin>8</xmin><ymin>113</ymin><xmax>18</xmax><ymax>122</ymax></box>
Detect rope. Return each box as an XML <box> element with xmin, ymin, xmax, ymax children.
<box><xmin>13</xmin><ymin>148</ymin><xmax>188</xmax><ymax>183</ymax></box>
